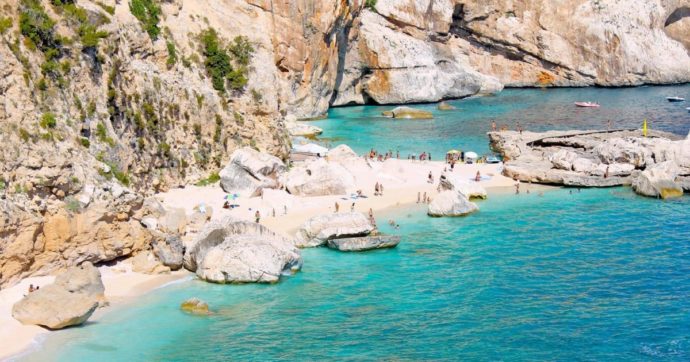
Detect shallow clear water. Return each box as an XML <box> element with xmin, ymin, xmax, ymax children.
<box><xmin>310</xmin><ymin>85</ymin><xmax>690</xmax><ymax>157</ymax></box>
<box><xmin>23</xmin><ymin>188</ymin><xmax>690</xmax><ymax>361</ymax></box>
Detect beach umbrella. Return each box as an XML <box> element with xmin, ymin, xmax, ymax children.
<box><xmin>293</xmin><ymin>143</ymin><xmax>329</xmax><ymax>155</ymax></box>
<box><xmin>447</xmin><ymin>150</ymin><xmax>460</xmax><ymax>154</ymax></box>
<box><xmin>465</xmin><ymin>151</ymin><xmax>478</xmax><ymax>160</ymax></box>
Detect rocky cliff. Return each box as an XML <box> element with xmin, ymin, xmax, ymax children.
<box><xmin>1</xmin><ymin>0</ymin><xmax>689</xmax><ymax>287</ymax></box>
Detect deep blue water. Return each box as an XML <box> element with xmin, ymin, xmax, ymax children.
<box><xmin>22</xmin><ymin>188</ymin><xmax>690</xmax><ymax>361</ymax></box>
<box><xmin>310</xmin><ymin>85</ymin><xmax>690</xmax><ymax>157</ymax></box>
<box><xmin>21</xmin><ymin>86</ymin><xmax>690</xmax><ymax>361</ymax></box>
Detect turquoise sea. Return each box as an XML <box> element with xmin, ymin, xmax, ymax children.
<box><xmin>310</xmin><ymin>84</ymin><xmax>690</xmax><ymax>157</ymax></box>
<box><xmin>21</xmin><ymin>86</ymin><xmax>690</xmax><ymax>361</ymax></box>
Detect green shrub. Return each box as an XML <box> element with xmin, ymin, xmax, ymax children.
<box><xmin>365</xmin><ymin>0</ymin><xmax>377</xmax><ymax>10</ymax></box>
<box><xmin>129</xmin><ymin>0</ymin><xmax>160</xmax><ymax>40</ymax></box>
<box><xmin>228</xmin><ymin>36</ymin><xmax>253</xmax><ymax>66</ymax></box>
<box><xmin>40</xmin><ymin>113</ymin><xmax>57</xmax><ymax>128</ymax></box>
<box><xmin>79</xmin><ymin>137</ymin><xmax>90</xmax><ymax>147</ymax></box>
<box><xmin>166</xmin><ymin>41</ymin><xmax>177</xmax><ymax>67</ymax></box>
<box><xmin>158</xmin><ymin>142</ymin><xmax>170</xmax><ymax>157</ymax></box>
<box><xmin>195</xmin><ymin>172</ymin><xmax>220</xmax><ymax>186</ymax></box>
<box><xmin>213</xmin><ymin>114</ymin><xmax>222</xmax><ymax>143</ymax></box>
<box><xmin>200</xmin><ymin>28</ymin><xmax>232</xmax><ymax>92</ymax></box>
<box><xmin>19</xmin><ymin>128</ymin><xmax>31</xmax><ymax>142</ymax></box>
<box><xmin>64</xmin><ymin>196</ymin><xmax>81</xmax><ymax>212</ymax></box>
<box><xmin>95</xmin><ymin>1</ymin><xmax>115</xmax><ymax>15</ymax></box>
<box><xmin>19</xmin><ymin>0</ymin><xmax>60</xmax><ymax>53</ymax></box>
<box><xmin>0</xmin><ymin>17</ymin><xmax>12</xmax><ymax>35</ymax></box>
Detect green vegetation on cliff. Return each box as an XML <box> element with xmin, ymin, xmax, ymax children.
<box><xmin>129</xmin><ymin>0</ymin><xmax>161</xmax><ymax>40</ymax></box>
<box><xmin>200</xmin><ymin>28</ymin><xmax>254</xmax><ymax>93</ymax></box>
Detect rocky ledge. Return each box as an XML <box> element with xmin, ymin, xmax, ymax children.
<box><xmin>489</xmin><ymin>129</ymin><xmax>690</xmax><ymax>199</ymax></box>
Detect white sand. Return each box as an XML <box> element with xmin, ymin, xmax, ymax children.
<box><xmin>0</xmin><ymin>158</ymin><xmax>521</xmax><ymax>360</ymax></box>
<box><xmin>161</xmin><ymin>159</ymin><xmax>517</xmax><ymax>237</ymax></box>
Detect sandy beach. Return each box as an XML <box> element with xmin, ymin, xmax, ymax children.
<box><xmin>0</xmin><ymin>157</ymin><xmax>521</xmax><ymax>360</ymax></box>
<box><xmin>0</xmin><ymin>266</ymin><xmax>191</xmax><ymax>360</ymax></box>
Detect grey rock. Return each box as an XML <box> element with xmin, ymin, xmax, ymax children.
<box><xmin>219</xmin><ymin>147</ymin><xmax>286</xmax><ymax>197</ymax></box>
<box><xmin>295</xmin><ymin>212</ymin><xmax>376</xmax><ymax>248</ymax></box>
<box><xmin>327</xmin><ymin>235</ymin><xmax>401</xmax><ymax>251</ymax></box>
<box><xmin>153</xmin><ymin>235</ymin><xmax>185</xmax><ymax>271</ymax></box>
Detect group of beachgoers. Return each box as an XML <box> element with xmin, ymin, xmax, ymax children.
<box><xmin>365</xmin><ymin>148</ymin><xmax>436</xmax><ymax>162</ymax></box>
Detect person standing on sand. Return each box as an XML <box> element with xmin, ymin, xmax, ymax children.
<box><xmin>417</xmin><ymin>192</ymin><xmax>421</xmax><ymax>203</ymax></box>
<box><xmin>396</xmin><ymin>151</ymin><xmax>400</xmax><ymax>159</ymax></box>
<box><xmin>608</xmin><ymin>120</ymin><xmax>612</xmax><ymax>130</ymax></box>
<box><xmin>351</xmin><ymin>203</ymin><xmax>355</xmax><ymax>212</ymax></box>
<box><xmin>374</xmin><ymin>182</ymin><xmax>380</xmax><ymax>196</ymax></box>
<box><xmin>428</xmin><ymin>171</ymin><xmax>434</xmax><ymax>183</ymax></box>
<box><xmin>475</xmin><ymin>171</ymin><xmax>481</xmax><ymax>182</ymax></box>
<box><xmin>423</xmin><ymin>192</ymin><xmax>427</xmax><ymax>203</ymax></box>
<box><xmin>272</xmin><ymin>208</ymin><xmax>276</xmax><ymax>217</ymax></box>
<box><xmin>515</xmin><ymin>180</ymin><xmax>520</xmax><ymax>194</ymax></box>
<box><xmin>335</xmin><ymin>202</ymin><xmax>340</xmax><ymax>213</ymax></box>
<box><xmin>492</xmin><ymin>121</ymin><xmax>497</xmax><ymax>131</ymax></box>
<box><xmin>255</xmin><ymin>210</ymin><xmax>261</xmax><ymax>223</ymax></box>
<box><xmin>284</xmin><ymin>205</ymin><xmax>288</xmax><ymax>215</ymax></box>
<box><xmin>380</xmin><ymin>183</ymin><xmax>384</xmax><ymax>196</ymax></box>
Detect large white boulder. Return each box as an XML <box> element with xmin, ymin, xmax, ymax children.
<box><xmin>12</xmin><ymin>263</ymin><xmax>104</xmax><ymax>329</ymax></box>
<box><xmin>550</xmin><ymin>149</ymin><xmax>579</xmax><ymax>170</ymax></box>
<box><xmin>439</xmin><ymin>173</ymin><xmax>487</xmax><ymax>199</ymax></box>
<box><xmin>281</xmin><ymin>158</ymin><xmax>356</xmax><ymax>196</ymax></box>
<box><xmin>327</xmin><ymin>144</ymin><xmax>359</xmax><ymax>162</ymax></box>
<box><xmin>285</xmin><ymin>121</ymin><xmax>323</xmax><ymax>137</ymax></box>
<box><xmin>427</xmin><ymin>191</ymin><xmax>479</xmax><ymax>217</ymax></box>
<box><xmin>632</xmin><ymin>161</ymin><xmax>684</xmax><ymax>199</ymax></box>
<box><xmin>184</xmin><ymin>218</ymin><xmax>301</xmax><ymax>283</ymax></box>
<box><xmin>219</xmin><ymin>147</ymin><xmax>286</xmax><ymax>196</ymax></box>
<box><xmin>295</xmin><ymin>212</ymin><xmax>376</xmax><ymax>248</ymax></box>
<box><xmin>595</xmin><ymin>138</ymin><xmax>650</xmax><ymax>167</ymax></box>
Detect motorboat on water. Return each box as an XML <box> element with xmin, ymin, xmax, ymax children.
<box><xmin>575</xmin><ymin>102</ymin><xmax>600</xmax><ymax>108</ymax></box>
<box><xmin>686</xmin><ymin>107</ymin><xmax>690</xmax><ymax>112</ymax></box>
<box><xmin>666</xmin><ymin>96</ymin><xmax>685</xmax><ymax>102</ymax></box>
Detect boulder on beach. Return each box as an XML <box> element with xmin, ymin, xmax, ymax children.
<box><xmin>12</xmin><ymin>262</ymin><xmax>104</xmax><ymax>329</ymax></box>
<box><xmin>281</xmin><ymin>158</ymin><xmax>356</xmax><ymax>196</ymax></box>
<box><xmin>219</xmin><ymin>147</ymin><xmax>286</xmax><ymax>197</ymax></box>
<box><xmin>153</xmin><ymin>235</ymin><xmax>185</xmax><ymax>271</ymax></box>
<box><xmin>381</xmin><ymin>106</ymin><xmax>433</xmax><ymax>119</ymax></box>
<box><xmin>131</xmin><ymin>251</ymin><xmax>171</xmax><ymax>274</ymax></box>
<box><xmin>184</xmin><ymin>218</ymin><xmax>302</xmax><ymax>284</ymax></box>
<box><xmin>632</xmin><ymin>161</ymin><xmax>684</xmax><ymax>199</ymax></box>
<box><xmin>327</xmin><ymin>235</ymin><xmax>401</xmax><ymax>251</ymax></box>
<box><xmin>295</xmin><ymin>212</ymin><xmax>376</xmax><ymax>248</ymax></box>
<box><xmin>437</xmin><ymin>101</ymin><xmax>456</xmax><ymax>111</ymax></box>
<box><xmin>439</xmin><ymin>173</ymin><xmax>487</xmax><ymax>199</ymax></box>
<box><xmin>428</xmin><ymin>191</ymin><xmax>479</xmax><ymax>217</ymax></box>
<box><xmin>327</xmin><ymin>144</ymin><xmax>359</xmax><ymax>162</ymax></box>
<box><xmin>180</xmin><ymin>298</ymin><xmax>210</xmax><ymax>315</ymax></box>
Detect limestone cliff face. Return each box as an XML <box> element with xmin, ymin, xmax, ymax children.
<box><xmin>1</xmin><ymin>0</ymin><xmax>689</xmax><ymax>286</ymax></box>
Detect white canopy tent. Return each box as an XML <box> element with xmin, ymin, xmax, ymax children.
<box><xmin>293</xmin><ymin>143</ymin><xmax>329</xmax><ymax>155</ymax></box>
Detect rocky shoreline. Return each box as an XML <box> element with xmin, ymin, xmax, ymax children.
<box><xmin>489</xmin><ymin>129</ymin><xmax>690</xmax><ymax>198</ymax></box>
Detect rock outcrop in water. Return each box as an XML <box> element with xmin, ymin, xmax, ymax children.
<box><xmin>295</xmin><ymin>212</ymin><xmax>377</xmax><ymax>248</ymax></box>
<box><xmin>489</xmin><ymin>129</ymin><xmax>690</xmax><ymax>198</ymax></box>
<box><xmin>428</xmin><ymin>190</ymin><xmax>479</xmax><ymax>217</ymax></box>
<box><xmin>12</xmin><ymin>262</ymin><xmax>104</xmax><ymax>329</ymax></box>
<box><xmin>327</xmin><ymin>235</ymin><xmax>401</xmax><ymax>252</ymax></box>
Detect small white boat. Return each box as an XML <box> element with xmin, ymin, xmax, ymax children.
<box><xmin>666</xmin><ymin>96</ymin><xmax>685</xmax><ymax>102</ymax></box>
<box><xmin>686</xmin><ymin>107</ymin><xmax>690</xmax><ymax>112</ymax></box>
<box><xmin>575</xmin><ymin>102</ymin><xmax>600</xmax><ymax>108</ymax></box>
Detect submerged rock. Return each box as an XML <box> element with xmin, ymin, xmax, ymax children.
<box><xmin>219</xmin><ymin>147</ymin><xmax>286</xmax><ymax>197</ymax></box>
<box><xmin>327</xmin><ymin>235</ymin><xmax>401</xmax><ymax>251</ymax></box>
<box><xmin>295</xmin><ymin>212</ymin><xmax>376</xmax><ymax>248</ymax></box>
<box><xmin>381</xmin><ymin>106</ymin><xmax>433</xmax><ymax>119</ymax></box>
<box><xmin>185</xmin><ymin>218</ymin><xmax>301</xmax><ymax>284</ymax></box>
<box><xmin>180</xmin><ymin>298</ymin><xmax>210</xmax><ymax>315</ymax></box>
<box><xmin>12</xmin><ymin>263</ymin><xmax>104</xmax><ymax>329</ymax></box>
<box><xmin>428</xmin><ymin>191</ymin><xmax>479</xmax><ymax>217</ymax></box>
<box><xmin>437</xmin><ymin>101</ymin><xmax>456</xmax><ymax>111</ymax></box>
